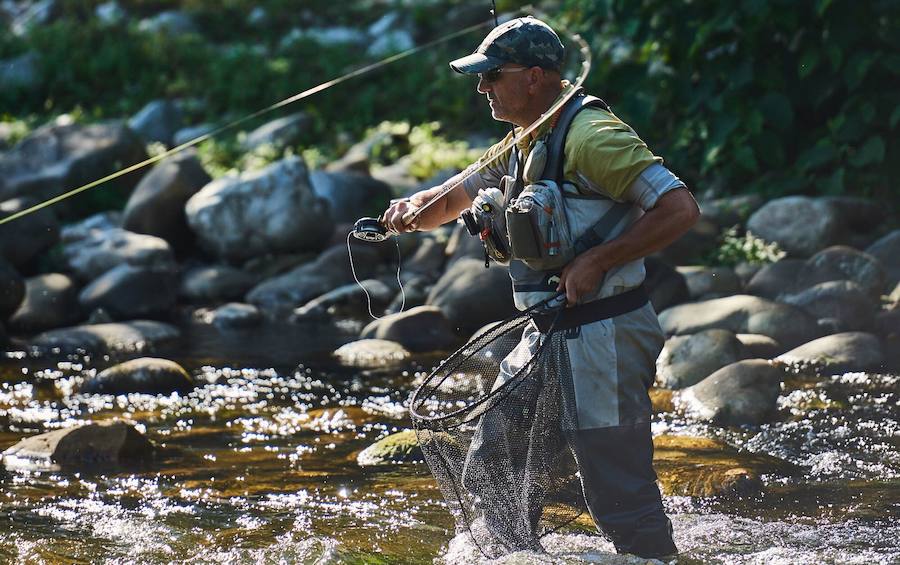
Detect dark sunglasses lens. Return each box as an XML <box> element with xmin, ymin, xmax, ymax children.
<box><xmin>479</xmin><ymin>69</ymin><xmax>501</xmax><ymax>82</ymax></box>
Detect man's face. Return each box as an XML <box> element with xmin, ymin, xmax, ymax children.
<box><xmin>476</xmin><ymin>64</ymin><xmax>531</xmax><ymax>125</ymax></box>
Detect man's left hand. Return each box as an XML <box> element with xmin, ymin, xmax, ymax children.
<box><xmin>556</xmin><ymin>245</ymin><xmax>610</xmax><ymax>307</ymax></box>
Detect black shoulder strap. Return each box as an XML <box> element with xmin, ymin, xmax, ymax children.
<box><xmin>545</xmin><ymin>89</ymin><xmax>611</xmax><ymax>185</ymax></box>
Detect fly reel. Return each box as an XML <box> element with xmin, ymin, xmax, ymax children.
<box><xmin>352</xmin><ymin>217</ymin><xmax>390</xmax><ymax>242</ymax></box>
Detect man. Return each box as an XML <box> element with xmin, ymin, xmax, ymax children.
<box><xmin>383</xmin><ymin>16</ymin><xmax>699</xmax><ymax>560</ymax></box>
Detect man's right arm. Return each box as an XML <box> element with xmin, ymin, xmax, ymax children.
<box><xmin>380</xmin><ymin>169</ymin><xmax>474</xmax><ymax>234</ymax></box>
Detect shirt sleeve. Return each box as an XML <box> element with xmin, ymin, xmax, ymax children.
<box><xmin>623</xmin><ymin>162</ymin><xmax>687</xmax><ymax>211</ymax></box>
<box><xmin>462</xmin><ymin>133</ymin><xmax>514</xmax><ymax>200</ymax></box>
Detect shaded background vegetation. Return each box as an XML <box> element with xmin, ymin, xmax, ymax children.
<box><xmin>1</xmin><ymin>0</ymin><xmax>898</xmax><ymax>203</ymax></box>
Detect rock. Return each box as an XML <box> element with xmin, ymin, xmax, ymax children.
<box><xmin>60</xmin><ymin>210</ymin><xmax>121</xmax><ymax>243</ymax></box>
<box><xmin>2</xmin><ymin>422</ymin><xmax>155</xmax><ymax>471</ymax></box>
<box><xmin>656</xmin><ymin>329</ymin><xmax>746</xmax><ymax>390</ymax></box>
<box><xmin>699</xmin><ymin>194</ymin><xmax>764</xmax><ymax>228</ymax></box>
<box><xmin>63</xmin><ymin>227</ymin><xmax>175</xmax><ymax>282</ymax></box>
<box><xmin>172</xmin><ymin>123</ymin><xmax>216</xmax><ymax>146</ymax></box>
<box><xmin>247</xmin><ymin>244</ymin><xmax>379</xmax><ymax>314</ymax></box>
<box><xmin>242</xmin><ymin>113</ymin><xmax>311</xmax><ymax>152</ymax></box>
<box><xmin>333</xmin><ymin>338</ymin><xmax>411</xmax><ymax>368</ymax></box>
<box><xmin>865</xmin><ymin>230</ymin><xmax>900</xmax><ymax>288</ymax></box>
<box><xmin>736</xmin><ymin>334</ymin><xmax>785</xmax><ymax>358</ymax></box>
<box><xmin>0</xmin><ymin>196</ymin><xmax>60</xmax><ymax>267</ymax></box>
<box><xmin>384</xmin><ymin>274</ymin><xmax>430</xmax><ymax>315</ymax></box>
<box><xmin>427</xmin><ymin>258</ymin><xmax>516</xmax><ymax>335</ymax></box>
<box><xmin>8</xmin><ymin>274</ymin><xmax>80</xmax><ymax>333</ymax></box>
<box><xmin>0</xmin><ymin>51</ymin><xmax>39</xmax><ymax>90</ymax></box>
<box><xmin>206</xmin><ymin>302</ymin><xmax>262</xmax><ymax>329</ymax></box>
<box><xmin>677</xmin><ymin>265</ymin><xmax>743</xmax><ymax>299</ymax></box>
<box><xmin>178</xmin><ymin>264</ymin><xmax>257</xmax><ymax>304</ymax></box>
<box><xmin>138</xmin><ymin>10</ymin><xmax>197</xmax><ymax>35</ymax></box>
<box><xmin>31</xmin><ymin>320</ymin><xmax>179</xmax><ymax>354</ymax></box>
<box><xmin>0</xmin><ymin>257</ymin><xmax>25</xmax><ymax>319</ymax></box>
<box><xmin>745</xmin><ymin>258</ymin><xmax>805</xmax><ymax>299</ymax></box>
<box><xmin>309</xmin><ymin>170</ymin><xmax>392</xmax><ymax>224</ymax></box>
<box><xmin>185</xmin><ymin>156</ymin><xmax>333</xmax><ymax>261</ymax></box>
<box><xmin>776</xmin><ymin>332</ymin><xmax>885</xmax><ymax>375</ymax></box>
<box><xmin>357</xmin><ymin>430</ymin><xmax>422</xmax><ymax>466</ymax></box>
<box><xmin>78</xmin><ymin>264</ymin><xmax>177</xmax><ymax>320</ymax></box>
<box><xmin>654</xmin><ymin>216</ymin><xmax>720</xmax><ymax>266</ymax></box>
<box><xmin>798</xmin><ymin>246</ymin><xmax>886</xmax><ymax>299</ymax></box>
<box><xmin>404</xmin><ymin>234</ymin><xmax>447</xmax><ymax>277</ymax></box>
<box><xmin>676</xmin><ymin>359</ymin><xmax>785</xmax><ymax>426</ymax></box>
<box><xmin>121</xmin><ymin>151</ymin><xmax>209</xmax><ymax>253</ymax></box>
<box><xmin>361</xmin><ymin>305</ymin><xmax>459</xmax><ymax>352</ymax></box>
<box><xmin>820</xmin><ymin>196</ymin><xmax>887</xmax><ymax>233</ymax></box>
<box><xmin>659</xmin><ymin>294</ymin><xmax>821</xmax><ymax>349</ymax></box>
<box><xmin>733</xmin><ymin>261</ymin><xmax>763</xmax><ymax>286</ymax></box>
<box><xmin>81</xmin><ymin>357</ymin><xmax>193</xmax><ymax>395</ymax></box>
<box><xmin>444</xmin><ymin>223</ymin><xmax>488</xmax><ymax>266</ymax></box>
<box><xmin>0</xmin><ymin>122</ymin><xmax>147</xmax><ymax>211</ymax></box>
<box><xmin>746</xmin><ymin>196</ymin><xmax>844</xmax><ymax>257</ymax></box>
<box><xmin>644</xmin><ymin>256</ymin><xmax>689</xmax><ymax>312</ymax></box>
<box><xmin>649</xmin><ymin>388</ymin><xmax>674</xmax><ymax>413</ymax></box>
<box><xmin>780</xmin><ymin>280</ymin><xmax>877</xmax><ymax>333</ymax></box>
<box><xmin>291</xmin><ymin>279</ymin><xmax>393</xmax><ymax>321</ymax></box>
<box><xmin>127</xmin><ymin>100</ymin><xmax>182</xmax><ymax>146</ymax></box>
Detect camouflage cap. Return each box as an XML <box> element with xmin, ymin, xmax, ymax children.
<box><xmin>449</xmin><ymin>16</ymin><xmax>564</xmax><ymax>74</ymax></box>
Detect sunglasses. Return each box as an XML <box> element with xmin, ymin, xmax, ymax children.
<box><xmin>477</xmin><ymin>66</ymin><xmax>529</xmax><ymax>83</ymax></box>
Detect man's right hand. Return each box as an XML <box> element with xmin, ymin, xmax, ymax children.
<box><xmin>380</xmin><ymin>199</ymin><xmax>420</xmax><ymax>235</ymax></box>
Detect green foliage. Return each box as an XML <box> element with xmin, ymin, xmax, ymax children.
<box><xmin>561</xmin><ymin>0</ymin><xmax>899</xmax><ymax>200</ymax></box>
<box><xmin>368</xmin><ymin>121</ymin><xmax>482</xmax><ymax>180</ymax></box>
<box><xmin>709</xmin><ymin>226</ymin><xmax>786</xmax><ymax>267</ymax></box>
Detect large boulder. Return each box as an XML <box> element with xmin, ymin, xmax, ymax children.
<box><xmin>242</xmin><ymin>113</ymin><xmax>311</xmax><ymax>153</ymax></box>
<box><xmin>746</xmin><ymin>259</ymin><xmax>805</xmax><ymax>299</ymax></box>
<box><xmin>333</xmin><ymin>338</ymin><xmax>411</xmax><ymax>368</ymax></box>
<box><xmin>79</xmin><ymin>357</ymin><xmax>193</xmax><ymax>395</ymax></box>
<box><xmin>677</xmin><ymin>265</ymin><xmax>743</xmax><ymax>299</ymax></box>
<box><xmin>659</xmin><ymin>294</ymin><xmax>821</xmax><ymax>349</ymax></box>
<box><xmin>7</xmin><ymin>273</ymin><xmax>81</xmax><ymax>333</ymax></box>
<box><xmin>63</xmin><ymin>227</ymin><xmax>176</xmax><ymax>282</ymax></box>
<box><xmin>0</xmin><ymin>196</ymin><xmax>60</xmax><ymax>267</ymax></box>
<box><xmin>127</xmin><ymin>99</ymin><xmax>182</xmax><ymax>146</ymax></box>
<box><xmin>403</xmin><ymin>234</ymin><xmax>448</xmax><ymax>277</ymax></box>
<box><xmin>309</xmin><ymin>170</ymin><xmax>393</xmax><ymax>223</ymax></box>
<box><xmin>798</xmin><ymin>246</ymin><xmax>886</xmax><ymax>298</ymax></box>
<box><xmin>779</xmin><ymin>280</ymin><xmax>878</xmax><ymax>333</ymax></box>
<box><xmin>121</xmin><ymin>151</ymin><xmax>210</xmax><ymax>253</ymax></box>
<box><xmin>2</xmin><ymin>422</ymin><xmax>156</xmax><ymax>471</ymax></box>
<box><xmin>656</xmin><ymin>329</ymin><xmax>746</xmax><ymax>390</ymax></box>
<box><xmin>427</xmin><ymin>258</ymin><xmax>516</xmax><ymax>335</ymax></box>
<box><xmin>185</xmin><ymin>157</ymin><xmax>333</xmax><ymax>261</ymax></box>
<box><xmin>0</xmin><ymin>257</ymin><xmax>25</xmax><ymax>319</ymax></box>
<box><xmin>746</xmin><ymin>196</ymin><xmax>844</xmax><ymax>257</ymax></box>
<box><xmin>30</xmin><ymin>320</ymin><xmax>180</xmax><ymax>354</ymax></box>
<box><xmin>357</xmin><ymin>430</ymin><xmax>422</xmax><ymax>466</ymax></box>
<box><xmin>361</xmin><ymin>305</ymin><xmax>459</xmax><ymax>352</ymax></box>
<box><xmin>644</xmin><ymin>257</ymin><xmax>689</xmax><ymax>312</ymax></box>
<box><xmin>736</xmin><ymin>333</ymin><xmax>785</xmax><ymax>358</ymax></box>
<box><xmin>676</xmin><ymin>359</ymin><xmax>784</xmax><ymax>426</ymax></box>
<box><xmin>204</xmin><ymin>302</ymin><xmax>262</xmax><ymax>329</ymax></box>
<box><xmin>865</xmin><ymin>230</ymin><xmax>900</xmax><ymax>288</ymax></box>
<box><xmin>178</xmin><ymin>264</ymin><xmax>258</xmax><ymax>304</ymax></box>
<box><xmin>0</xmin><ymin>122</ymin><xmax>147</xmax><ymax>211</ymax></box>
<box><xmin>776</xmin><ymin>332</ymin><xmax>885</xmax><ymax>375</ymax></box>
<box><xmin>78</xmin><ymin>264</ymin><xmax>178</xmax><ymax>320</ymax></box>
<box><xmin>699</xmin><ymin>194</ymin><xmax>764</xmax><ymax>228</ymax></box>
<box><xmin>292</xmin><ymin>279</ymin><xmax>394</xmax><ymax>321</ymax></box>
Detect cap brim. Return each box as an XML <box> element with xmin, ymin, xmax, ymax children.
<box><xmin>449</xmin><ymin>53</ymin><xmax>507</xmax><ymax>74</ymax></box>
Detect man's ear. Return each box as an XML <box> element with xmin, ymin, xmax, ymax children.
<box><xmin>527</xmin><ymin>67</ymin><xmax>544</xmax><ymax>92</ymax></box>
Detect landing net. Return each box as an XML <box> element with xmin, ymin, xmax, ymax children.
<box><xmin>409</xmin><ymin>302</ymin><xmax>586</xmax><ymax>558</ymax></box>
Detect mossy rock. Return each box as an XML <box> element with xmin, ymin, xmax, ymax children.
<box><xmin>356</xmin><ymin>429</ymin><xmax>423</xmax><ymax>466</ymax></box>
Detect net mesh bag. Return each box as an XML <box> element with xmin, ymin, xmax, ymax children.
<box><xmin>409</xmin><ymin>304</ymin><xmax>587</xmax><ymax>558</ymax></box>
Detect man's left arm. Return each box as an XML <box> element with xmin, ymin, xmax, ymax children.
<box><xmin>556</xmin><ymin>187</ymin><xmax>700</xmax><ymax>305</ymax></box>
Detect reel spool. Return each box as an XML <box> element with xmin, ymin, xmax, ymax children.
<box><xmin>352</xmin><ymin>217</ymin><xmax>389</xmax><ymax>242</ymax></box>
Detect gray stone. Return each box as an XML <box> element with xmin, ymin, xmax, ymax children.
<box><xmin>185</xmin><ymin>156</ymin><xmax>333</xmax><ymax>261</ymax></box>
<box><xmin>0</xmin><ymin>196</ymin><xmax>60</xmax><ymax>267</ymax></box>
<box><xmin>80</xmin><ymin>357</ymin><xmax>193</xmax><ymax>395</ymax></box>
<box><xmin>30</xmin><ymin>320</ymin><xmax>179</xmax><ymax>354</ymax></box>
<box><xmin>820</xmin><ymin>196</ymin><xmax>887</xmax><ymax>233</ymax></box>
<box><xmin>78</xmin><ymin>264</ymin><xmax>177</xmax><ymax>320</ymax></box>
<box><xmin>699</xmin><ymin>194</ymin><xmax>764</xmax><ymax>228</ymax></box>
<box><xmin>172</xmin><ymin>123</ymin><xmax>216</xmax><ymax>146</ymax></box>
<box><xmin>659</xmin><ymin>294</ymin><xmax>821</xmax><ymax>349</ymax></box>
<box><xmin>798</xmin><ymin>246</ymin><xmax>886</xmax><ymax>298</ymax></box>
<box><xmin>179</xmin><ymin>264</ymin><xmax>257</xmax><ymax>304</ymax></box>
<box><xmin>444</xmin><ymin>223</ymin><xmax>488</xmax><ymax>265</ymax></box>
<box><xmin>243</xmin><ymin>113</ymin><xmax>311</xmax><ymax>152</ymax></box>
<box><xmin>656</xmin><ymin>329</ymin><xmax>746</xmax><ymax>390</ymax></box>
<box><xmin>60</xmin><ymin>211</ymin><xmax>121</xmax><ymax>243</ymax></box>
<box><xmin>333</xmin><ymin>338</ymin><xmax>411</xmax><ymax>368</ymax></box>
<box><xmin>63</xmin><ymin>227</ymin><xmax>175</xmax><ymax>282</ymax></box>
<box><xmin>0</xmin><ymin>257</ymin><xmax>24</xmax><ymax>319</ymax></box>
<box><xmin>309</xmin><ymin>170</ymin><xmax>393</xmax><ymax>224</ymax></box>
<box><xmin>734</xmin><ymin>262</ymin><xmax>764</xmax><ymax>286</ymax></box>
<box><xmin>361</xmin><ymin>305</ymin><xmax>459</xmax><ymax>353</ymax></box>
<box><xmin>2</xmin><ymin>422</ymin><xmax>155</xmax><ymax>471</ymax></box>
<box><xmin>654</xmin><ymin>216</ymin><xmax>720</xmax><ymax>266</ymax></box>
<box><xmin>677</xmin><ymin>266</ymin><xmax>743</xmax><ymax>299</ymax></box>
<box><xmin>357</xmin><ymin>429</ymin><xmax>422</xmax><ymax>466</ymax></box>
<box><xmin>291</xmin><ymin>279</ymin><xmax>393</xmax><ymax>321</ymax></box>
<box><xmin>777</xmin><ymin>332</ymin><xmax>885</xmax><ymax>375</ymax></box>
<box><xmin>780</xmin><ymin>280</ymin><xmax>878</xmax><ymax>333</ymax></box>
<box><xmin>127</xmin><ymin>100</ymin><xmax>182</xmax><ymax>146</ymax></box>
<box><xmin>865</xmin><ymin>230</ymin><xmax>900</xmax><ymax>288</ymax></box>
<box><xmin>746</xmin><ymin>258</ymin><xmax>805</xmax><ymax>300</ymax></box>
<box><xmin>746</xmin><ymin>196</ymin><xmax>844</xmax><ymax>257</ymax></box>
<box><xmin>644</xmin><ymin>257</ymin><xmax>689</xmax><ymax>312</ymax></box>
<box><xmin>122</xmin><ymin>151</ymin><xmax>210</xmax><ymax>252</ymax></box>
<box><xmin>138</xmin><ymin>10</ymin><xmax>197</xmax><ymax>35</ymax></box>
<box><xmin>0</xmin><ymin>122</ymin><xmax>148</xmax><ymax>209</ymax></box>
<box><xmin>0</xmin><ymin>51</ymin><xmax>39</xmax><ymax>90</ymax></box>
<box><xmin>736</xmin><ymin>334</ymin><xmax>785</xmax><ymax>359</ymax></box>
<box><xmin>677</xmin><ymin>359</ymin><xmax>784</xmax><ymax>426</ymax></box>
<box><xmin>207</xmin><ymin>302</ymin><xmax>262</xmax><ymax>329</ymax></box>
<box><xmin>427</xmin><ymin>258</ymin><xmax>516</xmax><ymax>336</ymax></box>
<box><xmin>403</xmin><ymin>235</ymin><xmax>447</xmax><ymax>278</ymax></box>
<box><xmin>8</xmin><ymin>273</ymin><xmax>80</xmax><ymax>333</ymax></box>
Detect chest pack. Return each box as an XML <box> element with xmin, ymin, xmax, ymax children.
<box><xmin>477</xmin><ymin>90</ymin><xmax>615</xmax><ymax>271</ymax></box>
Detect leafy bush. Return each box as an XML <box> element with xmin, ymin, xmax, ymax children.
<box><xmin>709</xmin><ymin>226</ymin><xmax>786</xmax><ymax>266</ymax></box>
<box><xmin>561</xmin><ymin>0</ymin><xmax>899</xmax><ymax>201</ymax></box>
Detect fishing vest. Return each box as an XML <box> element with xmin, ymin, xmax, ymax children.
<box><xmin>505</xmin><ymin>90</ymin><xmax>647</xmax><ymax>311</ymax></box>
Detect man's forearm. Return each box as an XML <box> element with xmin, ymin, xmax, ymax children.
<box><xmin>407</xmin><ymin>170</ymin><xmax>472</xmax><ymax>231</ymax></box>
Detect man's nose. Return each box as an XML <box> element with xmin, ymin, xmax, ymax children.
<box><xmin>476</xmin><ymin>78</ymin><xmax>491</xmax><ymax>94</ymax></box>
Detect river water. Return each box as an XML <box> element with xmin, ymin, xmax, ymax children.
<box><xmin>0</xmin><ymin>321</ymin><xmax>898</xmax><ymax>564</ymax></box>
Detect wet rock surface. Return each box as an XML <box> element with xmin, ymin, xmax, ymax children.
<box><xmin>8</xmin><ymin>273</ymin><xmax>81</xmax><ymax>333</ymax></box>
<box><xmin>656</xmin><ymin>329</ymin><xmax>746</xmax><ymax>390</ymax></box>
<box><xmin>361</xmin><ymin>305</ymin><xmax>459</xmax><ymax>353</ymax></box>
<box><xmin>2</xmin><ymin>422</ymin><xmax>156</xmax><ymax>470</ymax></box>
<box><xmin>676</xmin><ymin>359</ymin><xmax>785</xmax><ymax>426</ymax></box>
<box><xmin>205</xmin><ymin>302</ymin><xmax>262</xmax><ymax>329</ymax></box>
<box><xmin>30</xmin><ymin>320</ymin><xmax>180</xmax><ymax>354</ymax></box>
<box><xmin>0</xmin><ymin>196</ymin><xmax>60</xmax><ymax>267</ymax></box>
<box><xmin>777</xmin><ymin>332</ymin><xmax>886</xmax><ymax>375</ymax></box>
<box><xmin>79</xmin><ymin>357</ymin><xmax>194</xmax><ymax>395</ymax></box>
<box><xmin>746</xmin><ymin>196</ymin><xmax>843</xmax><ymax>257</ymax></box>
<box><xmin>78</xmin><ymin>264</ymin><xmax>178</xmax><ymax>320</ymax></box>
<box><xmin>427</xmin><ymin>258</ymin><xmax>516</xmax><ymax>336</ymax></box>
<box><xmin>333</xmin><ymin>338</ymin><xmax>411</xmax><ymax>368</ymax></box>
<box><xmin>63</xmin><ymin>227</ymin><xmax>176</xmax><ymax>282</ymax></box>
<box><xmin>179</xmin><ymin>264</ymin><xmax>258</xmax><ymax>304</ymax></box>
<box><xmin>357</xmin><ymin>430</ymin><xmax>422</xmax><ymax>466</ymax></box>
